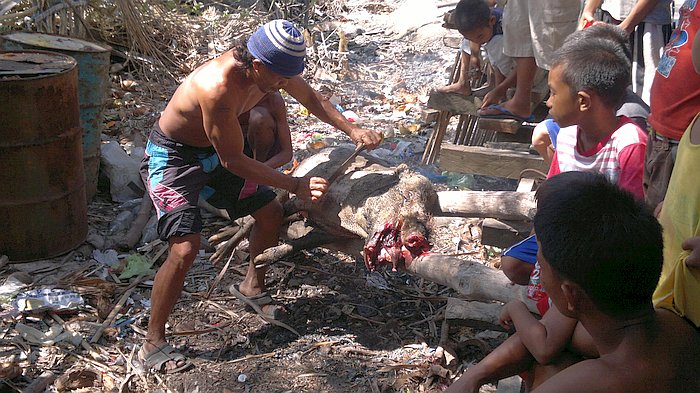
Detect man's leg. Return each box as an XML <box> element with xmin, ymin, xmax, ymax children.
<box><xmin>482</xmin><ymin>56</ymin><xmax>536</xmax><ymax>119</ymax></box>
<box><xmin>143</xmin><ymin>233</ymin><xmax>199</xmax><ymax>371</ymax></box>
<box><xmin>247</xmin><ymin>106</ymin><xmax>277</xmax><ymax>162</ymax></box>
<box><xmin>238</xmin><ymin>199</ymin><xmax>284</xmax><ymax>308</ymax></box>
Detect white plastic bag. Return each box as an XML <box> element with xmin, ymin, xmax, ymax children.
<box><xmin>100</xmin><ymin>141</ymin><xmax>144</xmax><ymax>202</ymax></box>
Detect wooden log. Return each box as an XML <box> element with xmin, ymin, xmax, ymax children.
<box><xmin>445</xmin><ymin>297</ymin><xmax>507</xmax><ymax>331</ymax></box>
<box><xmin>438</xmin><ymin>144</ymin><xmax>549</xmax><ymax>179</ymax></box>
<box><xmin>437</xmin><ymin>191</ymin><xmax>537</xmax><ymax>221</ymax></box>
<box><xmin>405</xmin><ymin>254</ymin><xmax>532</xmax><ymax>306</ymax></box>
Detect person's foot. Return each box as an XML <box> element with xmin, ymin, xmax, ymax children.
<box><xmin>234</xmin><ymin>282</ymin><xmax>286</xmax><ymax>320</ymax></box>
<box><xmin>478</xmin><ymin>99</ymin><xmax>532</xmax><ymax>121</ymax></box>
<box><xmin>139</xmin><ymin>340</ymin><xmax>193</xmax><ymax>373</ymax></box>
<box><xmin>437</xmin><ymin>82</ymin><xmax>472</xmax><ymax>96</ymax></box>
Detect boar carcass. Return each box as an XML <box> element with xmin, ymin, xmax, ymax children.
<box><xmin>258</xmin><ymin>145</ymin><xmax>439</xmax><ymax>271</ymax></box>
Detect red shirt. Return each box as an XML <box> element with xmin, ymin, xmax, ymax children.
<box><xmin>648</xmin><ymin>1</ymin><xmax>700</xmax><ymax>140</ymax></box>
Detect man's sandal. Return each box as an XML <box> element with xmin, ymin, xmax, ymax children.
<box><xmin>139</xmin><ymin>343</ymin><xmax>193</xmax><ymax>374</ymax></box>
<box><xmin>229</xmin><ymin>284</ymin><xmax>286</xmax><ymax>320</ymax></box>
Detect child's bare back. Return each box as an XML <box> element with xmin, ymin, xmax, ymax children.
<box><xmin>534</xmin><ymin>309</ymin><xmax>700</xmax><ymax>393</ymax></box>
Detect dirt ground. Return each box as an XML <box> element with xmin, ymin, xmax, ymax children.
<box><xmin>0</xmin><ymin>1</ymin><xmax>521</xmax><ymax>392</ymax></box>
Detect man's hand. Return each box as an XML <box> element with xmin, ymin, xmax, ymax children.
<box><xmin>349</xmin><ymin>128</ymin><xmax>383</xmax><ymax>150</ymax></box>
<box><xmin>682</xmin><ymin>236</ymin><xmax>700</xmax><ymax>268</ymax></box>
<box><xmin>292</xmin><ymin>175</ymin><xmax>328</xmax><ymax>202</ymax></box>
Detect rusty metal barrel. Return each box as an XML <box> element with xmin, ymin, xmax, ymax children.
<box><xmin>0</xmin><ymin>51</ymin><xmax>88</xmax><ymax>261</ymax></box>
<box><xmin>1</xmin><ymin>32</ymin><xmax>112</xmax><ymax>201</ymax></box>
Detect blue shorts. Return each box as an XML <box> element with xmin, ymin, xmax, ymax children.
<box><xmin>502</xmin><ymin>234</ymin><xmax>538</xmax><ymax>264</ymax></box>
<box><xmin>140</xmin><ymin>124</ymin><xmax>276</xmax><ymax>240</ymax></box>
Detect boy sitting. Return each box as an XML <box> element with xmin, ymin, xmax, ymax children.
<box><xmin>501</xmin><ymin>35</ymin><xmax>648</xmax><ymax>287</ymax></box>
<box><xmin>440</xmin><ymin>0</ymin><xmax>547</xmax><ymax>120</ymax></box>
<box><xmin>448</xmin><ymin>171</ymin><xmax>700</xmax><ymax>392</ymax></box>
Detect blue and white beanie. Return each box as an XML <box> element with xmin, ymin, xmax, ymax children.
<box><xmin>247</xmin><ymin>19</ymin><xmax>306</xmax><ymax>77</ymax></box>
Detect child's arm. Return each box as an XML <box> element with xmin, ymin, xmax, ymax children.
<box><xmin>480</xmin><ymin>69</ymin><xmax>515</xmax><ymax>109</ymax></box>
<box><xmin>499</xmin><ymin>300</ymin><xmax>578</xmax><ymax>365</ymax></box>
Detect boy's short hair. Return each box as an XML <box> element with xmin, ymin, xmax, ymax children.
<box><xmin>551</xmin><ymin>37</ymin><xmax>631</xmax><ymax>108</ymax></box>
<box><xmin>454</xmin><ymin>0</ymin><xmax>491</xmax><ymax>32</ymax></box>
<box><xmin>565</xmin><ymin>24</ymin><xmax>632</xmax><ymax>63</ymax></box>
<box><xmin>533</xmin><ymin>171</ymin><xmax>663</xmax><ymax>316</ymax></box>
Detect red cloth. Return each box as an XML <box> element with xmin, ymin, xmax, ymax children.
<box><xmin>648</xmin><ymin>1</ymin><xmax>700</xmax><ymax>140</ymax></box>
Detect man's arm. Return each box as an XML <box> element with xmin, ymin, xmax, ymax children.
<box><xmin>200</xmin><ymin>85</ymin><xmax>326</xmax><ymax>201</ymax></box>
<box><xmin>500</xmin><ymin>301</ymin><xmax>578</xmax><ymax>365</ymax></box>
<box><xmin>618</xmin><ymin>0</ymin><xmax>662</xmax><ymax>35</ymax></box>
<box><xmin>264</xmin><ymin>93</ymin><xmax>294</xmax><ymax>169</ymax></box>
<box><xmin>284</xmin><ymin>76</ymin><xmax>383</xmax><ymax>148</ymax></box>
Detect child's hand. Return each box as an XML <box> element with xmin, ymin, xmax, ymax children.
<box><xmin>499</xmin><ymin>301</ymin><xmax>521</xmax><ymax>331</ymax></box>
<box><xmin>682</xmin><ymin>236</ymin><xmax>700</xmax><ymax>268</ymax></box>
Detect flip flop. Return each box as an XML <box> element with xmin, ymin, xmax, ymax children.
<box><xmin>139</xmin><ymin>343</ymin><xmax>193</xmax><ymax>374</ymax></box>
<box><xmin>229</xmin><ymin>284</ymin><xmax>286</xmax><ymax>320</ymax></box>
<box><xmin>478</xmin><ymin>104</ymin><xmax>535</xmax><ymax>122</ymax></box>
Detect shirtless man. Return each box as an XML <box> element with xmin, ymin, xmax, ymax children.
<box><xmin>139</xmin><ymin>19</ymin><xmax>382</xmax><ymax>373</ymax></box>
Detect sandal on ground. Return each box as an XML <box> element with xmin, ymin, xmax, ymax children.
<box><xmin>229</xmin><ymin>284</ymin><xmax>286</xmax><ymax>320</ymax></box>
<box><xmin>139</xmin><ymin>343</ymin><xmax>193</xmax><ymax>374</ymax></box>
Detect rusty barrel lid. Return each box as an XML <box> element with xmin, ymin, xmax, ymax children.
<box><xmin>2</xmin><ymin>31</ymin><xmax>110</xmax><ymax>52</ymax></box>
<box><xmin>0</xmin><ymin>50</ymin><xmax>76</xmax><ymax>79</ymax></box>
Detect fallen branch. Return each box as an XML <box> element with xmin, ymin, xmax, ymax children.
<box><xmin>209</xmin><ymin>219</ymin><xmax>254</xmax><ymax>263</ymax></box>
<box><xmin>90</xmin><ymin>275</ymin><xmax>146</xmax><ymax>343</ymax></box>
<box><xmin>119</xmin><ymin>192</ymin><xmax>153</xmax><ymax>250</ymax></box>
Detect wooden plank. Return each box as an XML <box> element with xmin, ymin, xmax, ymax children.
<box><xmin>437</xmin><ymin>190</ymin><xmax>537</xmax><ymax>221</ymax></box>
<box><xmin>438</xmin><ymin>144</ymin><xmax>549</xmax><ymax>179</ymax></box>
<box><xmin>426</xmin><ymin>91</ymin><xmax>481</xmax><ymax>114</ymax></box>
<box><xmin>516</xmin><ymin>177</ymin><xmax>536</xmax><ymax>192</ymax></box>
<box><xmin>484</xmin><ymin>141</ymin><xmax>532</xmax><ymax>152</ymax></box>
<box><xmin>481</xmin><ymin>218</ymin><xmax>531</xmax><ymax>249</ymax></box>
<box><xmin>477</xmin><ymin>118</ymin><xmax>522</xmax><ymax>134</ymax></box>
<box><xmin>422</xmin><ymin>110</ymin><xmax>452</xmax><ymax>164</ymax></box>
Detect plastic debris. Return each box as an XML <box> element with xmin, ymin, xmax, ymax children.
<box><xmin>0</xmin><ymin>272</ymin><xmax>33</xmax><ymax>303</ymax></box>
<box><xmin>14</xmin><ymin>289</ymin><xmax>84</xmax><ymax>313</ymax></box>
<box><xmin>92</xmin><ymin>249</ymin><xmax>120</xmax><ymax>267</ymax></box>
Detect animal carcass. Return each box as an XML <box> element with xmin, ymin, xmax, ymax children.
<box><xmin>260</xmin><ymin>145</ymin><xmax>439</xmax><ymax>272</ymax></box>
